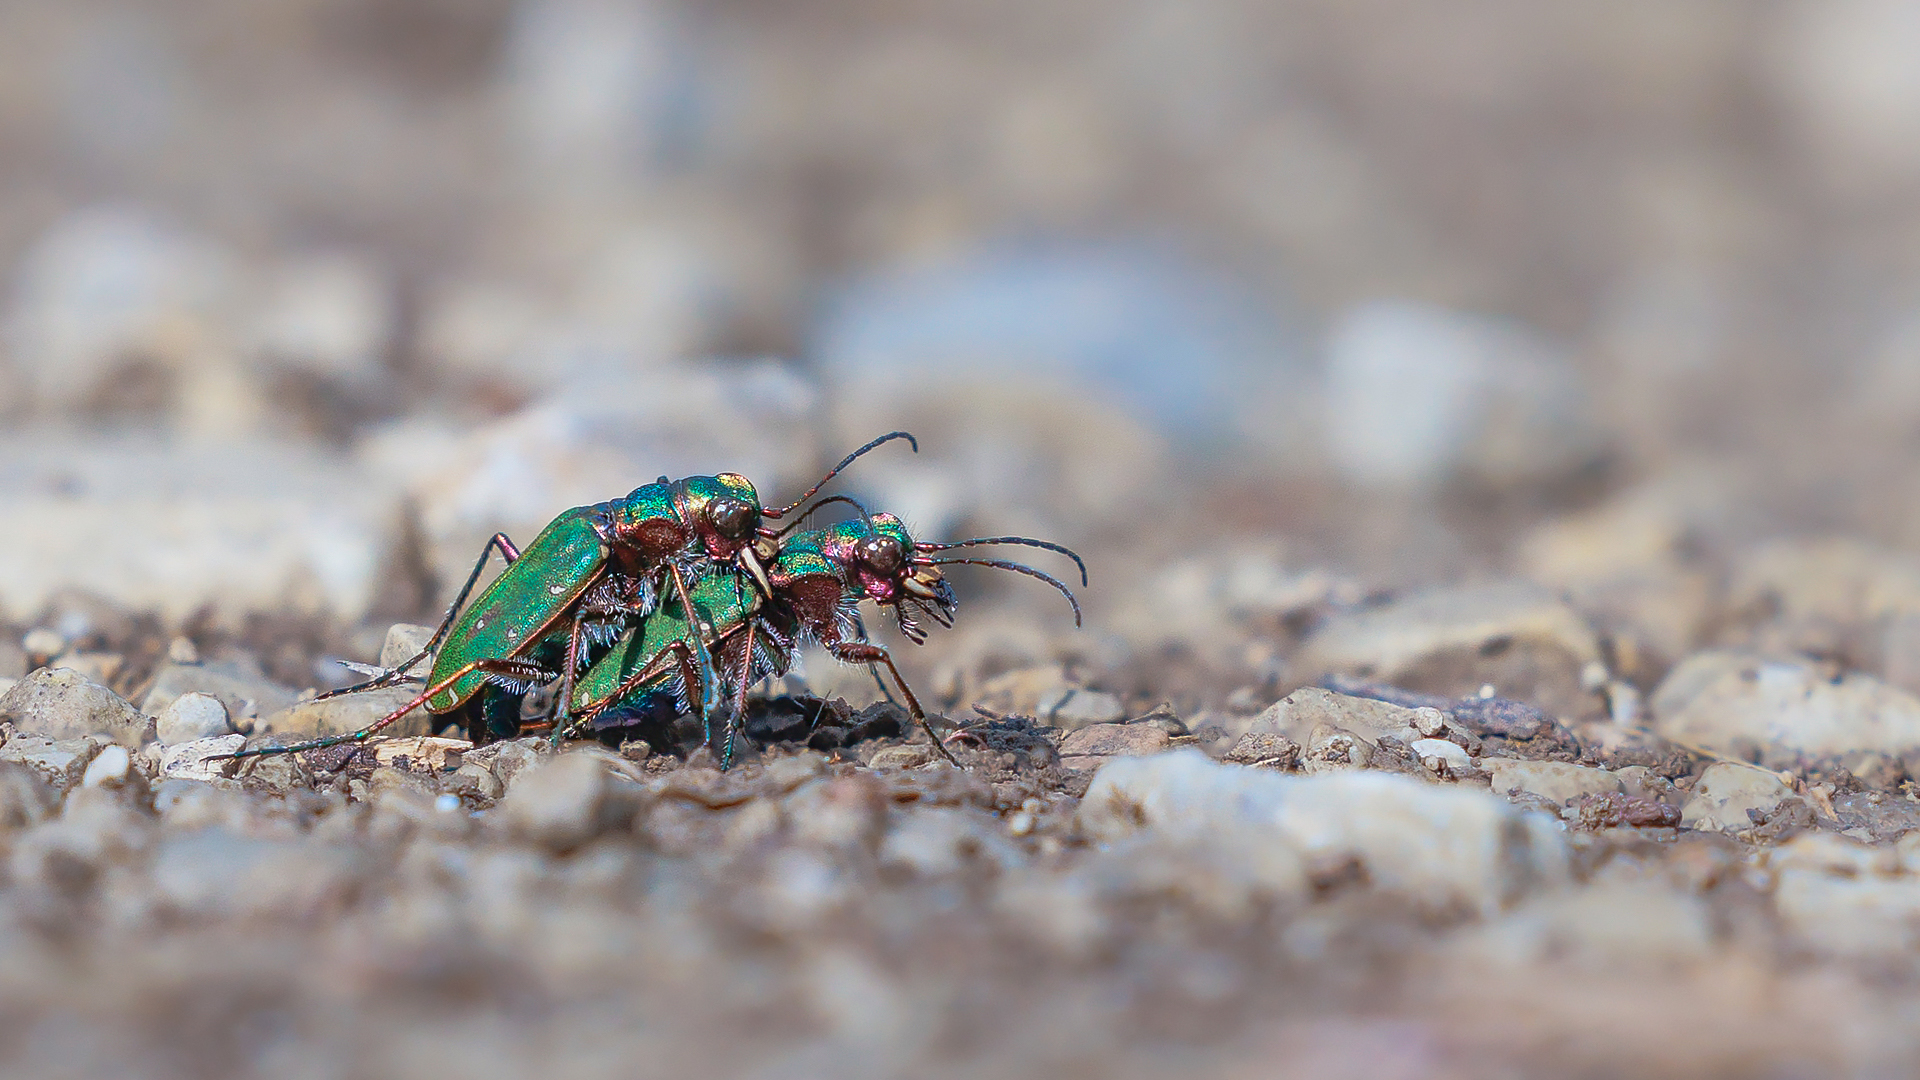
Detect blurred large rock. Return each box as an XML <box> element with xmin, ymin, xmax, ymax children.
<box><xmin>1653</xmin><ymin>650</ymin><xmax>1920</xmax><ymax>775</ymax></box>
<box><xmin>358</xmin><ymin>358</ymin><xmax>820</xmax><ymax>586</ymax></box>
<box><xmin>3</xmin><ymin>206</ymin><xmax>240</xmax><ymax>418</ymax></box>
<box><xmin>1724</xmin><ymin>537</ymin><xmax>1920</xmax><ymax>678</ymax></box>
<box><xmin>142</xmin><ymin>656</ymin><xmax>301</xmax><ymax>723</ymax></box>
<box><xmin>255</xmin><ymin>686</ymin><xmax>435</xmax><ymax>742</ymax></box>
<box><xmin>1515</xmin><ymin>473</ymin><xmax>1726</xmax><ymax>676</ymax></box>
<box><xmin>1296</xmin><ymin>581</ymin><xmax>1605</xmax><ymax>721</ymax></box>
<box><xmin>1321</xmin><ymin>300</ymin><xmax>1606</xmax><ymax>490</ymax></box>
<box><xmin>1079</xmin><ymin>750</ymin><xmax>1567</xmax><ymax>915</ymax></box>
<box><xmin>1768</xmin><ymin>0</ymin><xmax>1920</xmax><ymax>191</ymax></box>
<box><xmin>0</xmin><ymin>435</ymin><xmax>398</xmax><ymax>623</ymax></box>
<box><xmin>812</xmin><ymin>244</ymin><xmax>1291</xmax><ymax>536</ymax></box>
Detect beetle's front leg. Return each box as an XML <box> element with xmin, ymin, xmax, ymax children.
<box><xmin>825</xmin><ymin>640</ymin><xmax>958</xmax><ymax>767</ymax></box>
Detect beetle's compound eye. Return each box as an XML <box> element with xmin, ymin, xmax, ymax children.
<box><xmin>706</xmin><ymin>496</ymin><xmax>756</xmax><ymax>539</ymax></box>
<box><xmin>857</xmin><ymin>535</ymin><xmax>906</xmax><ymax>576</ymax></box>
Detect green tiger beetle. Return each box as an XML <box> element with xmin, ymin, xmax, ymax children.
<box><xmin>561</xmin><ymin>509</ymin><xmax>1087</xmax><ymax>768</ymax></box>
<box><xmin>221</xmin><ymin>433</ymin><xmax>919</xmax><ymax>762</ymax></box>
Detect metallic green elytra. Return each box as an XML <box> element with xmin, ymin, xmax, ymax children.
<box><xmin>424</xmin><ymin>506</ymin><xmax>611</xmax><ymax>714</ymax></box>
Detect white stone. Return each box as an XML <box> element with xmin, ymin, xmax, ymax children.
<box><xmin>159</xmin><ymin>735</ymin><xmax>246</xmax><ymax>783</ymax></box>
<box><xmin>1078</xmin><ymin>750</ymin><xmax>1567</xmax><ymax>915</ymax></box>
<box><xmin>1653</xmin><ymin>651</ymin><xmax>1920</xmax><ymax>770</ymax></box>
<box><xmin>1458</xmin><ymin>880</ymin><xmax>1715</xmax><ymax>969</ymax></box>
<box><xmin>81</xmin><ymin>744</ymin><xmax>132</xmax><ymax>788</ymax></box>
<box><xmin>1486</xmin><ymin>760</ymin><xmax>1624</xmax><ymax>804</ymax></box>
<box><xmin>1679</xmin><ymin>762</ymin><xmax>1793</xmax><ymax>832</ymax></box>
<box><xmin>156</xmin><ymin>692</ymin><xmax>233</xmax><ymax>745</ymax></box>
<box><xmin>21</xmin><ymin>628</ymin><xmax>65</xmax><ymax>657</ymax></box>
<box><xmin>1412</xmin><ymin>738</ymin><xmax>1472</xmax><ymax>772</ymax></box>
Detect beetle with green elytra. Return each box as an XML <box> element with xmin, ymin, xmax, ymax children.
<box><xmin>562</xmin><ymin>508</ymin><xmax>1088</xmax><ymax>768</ymax></box>
<box><xmin>224</xmin><ymin>433</ymin><xmax>919</xmax><ymax>760</ymax></box>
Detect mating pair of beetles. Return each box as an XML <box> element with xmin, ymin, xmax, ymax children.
<box><xmin>231</xmin><ymin>433</ymin><xmax>1085</xmax><ymax>770</ymax></box>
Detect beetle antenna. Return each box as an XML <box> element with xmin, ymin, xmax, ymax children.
<box><xmin>774</xmin><ymin>494</ymin><xmax>875</xmax><ymax>537</ymax></box>
<box><xmin>915</xmin><ymin>536</ymin><xmax>1087</xmax><ymax>585</ymax></box>
<box><xmin>925</xmin><ymin>558</ymin><xmax>1083</xmax><ymax>626</ymax></box>
<box><xmin>763</xmin><ymin>431</ymin><xmax>917</xmax><ymax>519</ymax></box>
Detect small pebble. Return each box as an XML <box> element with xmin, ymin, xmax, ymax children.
<box><xmin>82</xmin><ymin>744</ymin><xmax>132</xmax><ymax>787</ymax></box>
<box><xmin>21</xmin><ymin>628</ymin><xmax>64</xmax><ymax>658</ymax></box>
<box><xmin>167</xmin><ymin>637</ymin><xmax>200</xmax><ymax>665</ymax></box>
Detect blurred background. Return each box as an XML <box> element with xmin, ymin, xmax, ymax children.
<box><xmin>4</xmin><ymin>0</ymin><xmax>1920</xmax><ymax>700</ymax></box>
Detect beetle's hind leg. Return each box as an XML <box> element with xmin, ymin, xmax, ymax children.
<box><xmin>315</xmin><ymin>532</ymin><xmax>524</xmax><ymax>702</ymax></box>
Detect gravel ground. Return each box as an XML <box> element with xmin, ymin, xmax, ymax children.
<box><xmin>9</xmin><ymin>1</ymin><xmax>1920</xmax><ymax>1075</ymax></box>
<box><xmin>8</xmin><ymin>531</ymin><xmax>1920</xmax><ymax>1079</ymax></box>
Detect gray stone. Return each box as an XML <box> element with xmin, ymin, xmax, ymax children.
<box><xmin>0</xmin><ymin>668</ymin><xmax>150</xmax><ymax>747</ymax></box>
<box><xmin>1322</xmin><ymin>300</ymin><xmax>1603</xmax><ymax>490</ymax></box>
<box><xmin>1296</xmin><ymin>581</ymin><xmax>1604</xmax><ymax>720</ymax></box>
<box><xmin>1653</xmin><ymin>651</ymin><xmax>1920</xmax><ymax>771</ymax></box>
<box><xmin>1038</xmin><ymin>687</ymin><xmax>1126</xmax><ymax>730</ymax></box>
<box><xmin>156</xmin><ymin>692</ymin><xmax>234</xmax><ymax>745</ymax></box>
<box><xmin>494</xmin><ymin>751</ymin><xmax>641</xmax><ymax>851</ymax></box>
<box><xmin>469</xmin><ymin>737</ymin><xmax>551</xmax><ymax>789</ymax></box>
<box><xmin>0</xmin><ymin>734</ymin><xmax>103</xmax><ymax>792</ymax></box>
<box><xmin>1680</xmin><ymin>762</ymin><xmax>1793</xmax><ymax>832</ymax></box>
<box><xmin>867</xmin><ymin>744</ymin><xmax>939</xmax><ymax>770</ymax></box>
<box><xmin>1486</xmin><ymin>760</ymin><xmax>1624</xmax><ymax>804</ymax></box>
<box><xmin>140</xmin><ymin>656</ymin><xmax>301</xmax><ymax>722</ymax></box>
<box><xmin>1078</xmin><ymin>750</ymin><xmax>1568</xmax><ymax>915</ymax></box>
<box><xmin>1057</xmin><ymin>723</ymin><xmax>1170</xmax><ymax>771</ymax></box>
<box><xmin>1223</xmin><ymin>732</ymin><xmax>1300</xmax><ymax>769</ymax></box>
<box><xmin>379</xmin><ymin>622</ymin><xmax>437</xmax><ymax>670</ymax></box>
<box><xmin>1246</xmin><ymin>687</ymin><xmax>1428</xmax><ymax>751</ymax></box>
<box><xmin>254</xmin><ymin>685</ymin><xmax>433</xmax><ymax>740</ymax></box>
<box><xmin>148</xmin><ymin>829</ymin><xmax>366</xmax><ymax>921</ymax></box>
<box><xmin>0</xmin><ymin>762</ymin><xmax>57</xmax><ymax>831</ymax></box>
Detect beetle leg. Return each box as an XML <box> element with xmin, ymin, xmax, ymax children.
<box><xmin>218</xmin><ymin>657</ymin><xmax>550</xmax><ymax>762</ymax></box>
<box><xmin>662</xmin><ymin>560</ymin><xmax>721</xmax><ymax>749</ymax></box>
<box><xmin>719</xmin><ymin>620</ymin><xmax>757</xmax><ymax>769</ymax></box>
<box><xmin>551</xmin><ymin>610</ymin><xmax>592</xmax><ymax>736</ymax></box>
<box><xmin>849</xmin><ymin>610</ymin><xmax>899</xmax><ymax>706</ymax></box>
<box><xmin>556</xmin><ymin>641</ymin><xmax>699</xmax><ymax>746</ymax></box>
<box><xmin>826</xmin><ymin>640</ymin><xmax>959</xmax><ymax>767</ymax></box>
<box><xmin>314</xmin><ymin>531</ymin><xmax>523</xmax><ymax>702</ymax></box>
